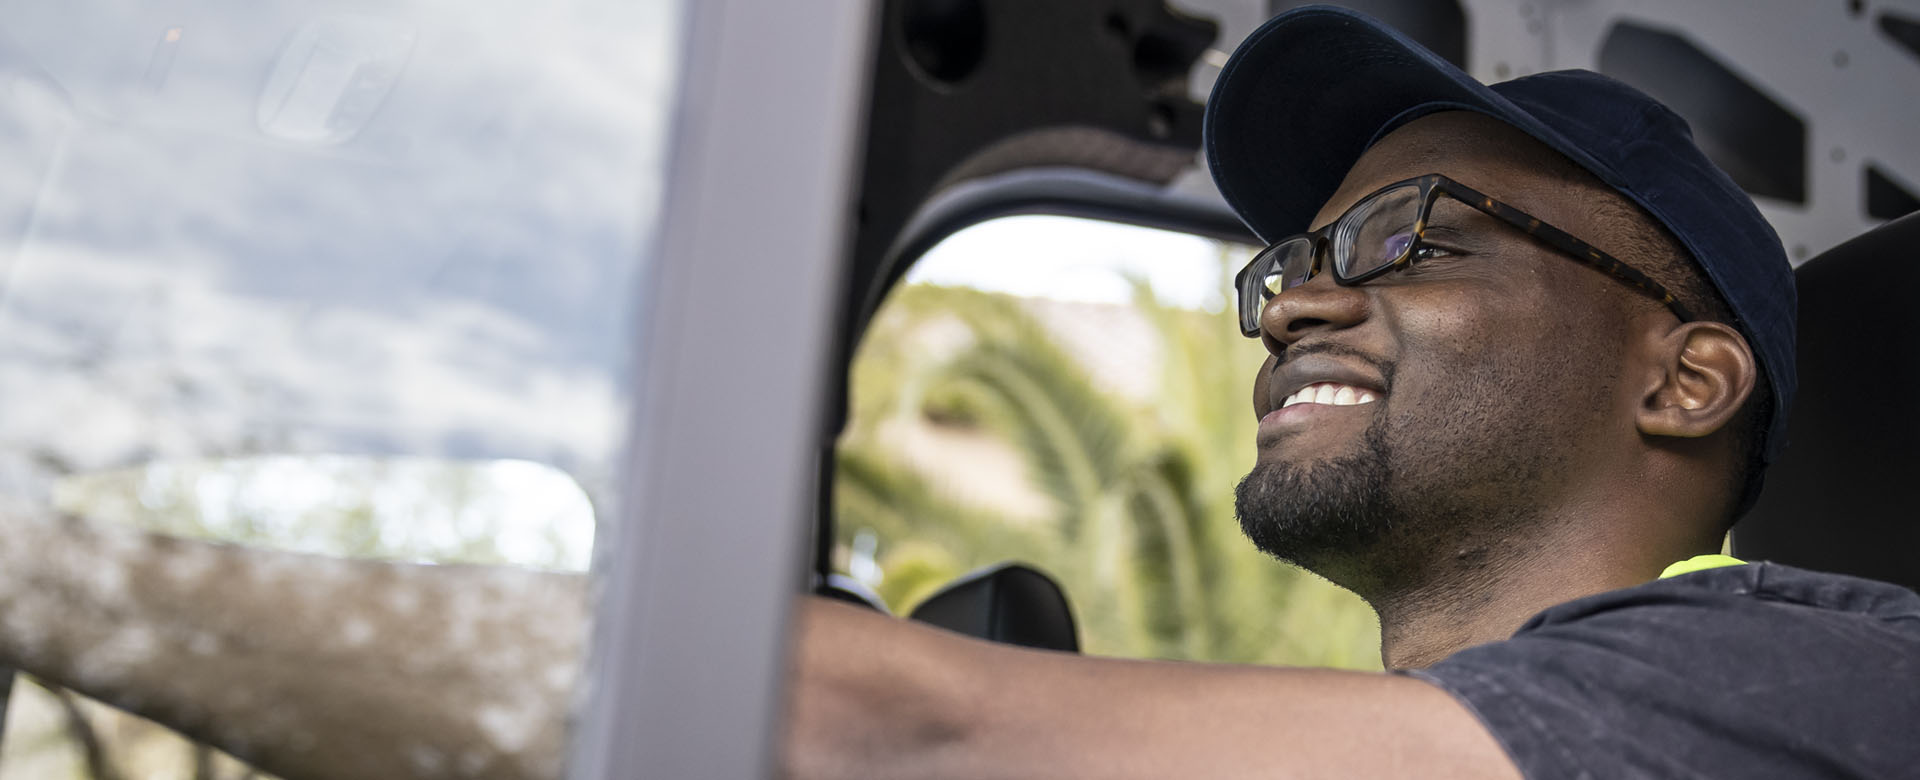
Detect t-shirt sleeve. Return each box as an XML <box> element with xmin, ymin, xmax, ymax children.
<box><xmin>1400</xmin><ymin>569</ymin><xmax>1920</xmax><ymax>779</ymax></box>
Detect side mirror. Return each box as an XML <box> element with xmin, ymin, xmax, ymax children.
<box><xmin>907</xmin><ymin>563</ymin><xmax>1078</xmax><ymax>652</ymax></box>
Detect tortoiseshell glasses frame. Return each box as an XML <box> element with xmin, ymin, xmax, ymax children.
<box><xmin>1235</xmin><ymin>173</ymin><xmax>1696</xmax><ymax>336</ymax></box>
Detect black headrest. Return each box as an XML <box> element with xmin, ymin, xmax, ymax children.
<box><xmin>1736</xmin><ymin>211</ymin><xmax>1920</xmax><ymax>592</ymax></box>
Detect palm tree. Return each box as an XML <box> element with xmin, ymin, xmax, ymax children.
<box><xmin>837</xmin><ymin>260</ymin><xmax>1379</xmax><ymax>668</ymax></box>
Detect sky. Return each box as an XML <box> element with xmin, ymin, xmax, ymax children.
<box><xmin>906</xmin><ymin>214</ymin><xmax>1244</xmax><ymax>312</ymax></box>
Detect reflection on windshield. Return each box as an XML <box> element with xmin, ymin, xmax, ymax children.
<box><xmin>54</xmin><ymin>456</ymin><xmax>595</xmax><ymax>570</ymax></box>
<box><xmin>0</xmin><ymin>0</ymin><xmax>676</xmax><ymax>775</ymax></box>
<box><xmin>0</xmin><ymin>0</ymin><xmax>674</xmax><ymax>506</ymax></box>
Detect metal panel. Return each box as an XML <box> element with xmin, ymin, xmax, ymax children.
<box><xmin>1539</xmin><ymin>0</ymin><xmax>1920</xmax><ymax>262</ymax></box>
<box><xmin>1178</xmin><ymin>0</ymin><xmax>1920</xmax><ymax>262</ymax></box>
<box><xmin>566</xmin><ymin>1</ymin><xmax>876</xmax><ymax>777</ymax></box>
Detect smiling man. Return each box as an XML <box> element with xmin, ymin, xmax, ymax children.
<box><xmin>784</xmin><ymin>6</ymin><xmax>1920</xmax><ymax>778</ymax></box>
<box><xmin>1</xmin><ymin>6</ymin><xmax>1917</xmax><ymax>780</ymax></box>
<box><xmin>1227</xmin><ymin>109</ymin><xmax>1761</xmax><ymax>670</ymax></box>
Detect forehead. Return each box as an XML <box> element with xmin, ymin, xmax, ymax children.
<box><xmin>1311</xmin><ymin>112</ymin><xmax>1600</xmax><ymax>232</ymax></box>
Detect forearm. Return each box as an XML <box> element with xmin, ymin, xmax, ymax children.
<box><xmin>0</xmin><ymin>511</ymin><xmax>586</xmax><ymax>780</ymax></box>
<box><xmin>782</xmin><ymin>599</ymin><xmax>981</xmax><ymax>779</ymax></box>
<box><xmin>783</xmin><ymin>599</ymin><xmax>1516</xmax><ymax>780</ymax></box>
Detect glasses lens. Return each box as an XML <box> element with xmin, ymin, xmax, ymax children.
<box><xmin>1263</xmin><ymin>238</ymin><xmax>1314</xmax><ymax>296</ymax></box>
<box><xmin>1239</xmin><ymin>238</ymin><xmax>1312</xmax><ymax>334</ymax></box>
<box><xmin>1334</xmin><ymin>184</ymin><xmax>1423</xmax><ymax>278</ymax></box>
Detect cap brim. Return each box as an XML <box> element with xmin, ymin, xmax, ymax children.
<box><xmin>1204</xmin><ymin>5</ymin><xmax>1610</xmax><ymax>241</ymax></box>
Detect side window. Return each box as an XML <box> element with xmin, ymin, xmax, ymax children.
<box><xmin>836</xmin><ymin>215</ymin><xmax>1379</xmax><ymax>668</ymax></box>
<box><xmin>0</xmin><ymin>0</ymin><xmax>675</xmax><ymax>775</ymax></box>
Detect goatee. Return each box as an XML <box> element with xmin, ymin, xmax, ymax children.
<box><xmin>1234</xmin><ymin>419</ymin><xmax>1398</xmax><ymax>569</ymax></box>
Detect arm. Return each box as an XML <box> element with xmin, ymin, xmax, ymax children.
<box><xmin>783</xmin><ymin>599</ymin><xmax>1521</xmax><ymax>780</ymax></box>
<box><xmin>0</xmin><ymin>510</ymin><xmax>584</xmax><ymax>780</ymax></box>
<box><xmin>1</xmin><ymin>511</ymin><xmax>1517</xmax><ymax>780</ymax></box>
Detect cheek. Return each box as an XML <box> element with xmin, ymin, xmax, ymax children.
<box><xmin>1382</xmin><ymin>290</ymin><xmax>1504</xmax><ymax>367</ymax></box>
<box><xmin>1383</xmin><ymin>285</ymin><xmax>1621</xmax><ymax>427</ymax></box>
<box><xmin>1526</xmin><ymin>271</ymin><xmax>1640</xmax><ymax>394</ymax></box>
<box><xmin>1252</xmin><ymin>356</ymin><xmax>1277</xmax><ymax>417</ymax></box>
<box><xmin>1394</xmin><ymin>262</ymin><xmax>1612</xmax><ymax>359</ymax></box>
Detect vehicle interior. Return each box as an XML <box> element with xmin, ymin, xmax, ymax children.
<box><xmin>0</xmin><ymin>0</ymin><xmax>1914</xmax><ymax>777</ymax></box>
<box><xmin>816</xmin><ymin>0</ymin><xmax>1920</xmax><ymax>638</ymax></box>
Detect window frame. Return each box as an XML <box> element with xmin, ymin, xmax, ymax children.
<box><xmin>568</xmin><ymin>1</ymin><xmax>876</xmax><ymax>777</ymax></box>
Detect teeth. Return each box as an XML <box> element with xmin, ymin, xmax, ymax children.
<box><xmin>1281</xmin><ymin>382</ymin><xmax>1379</xmax><ymax>408</ymax></box>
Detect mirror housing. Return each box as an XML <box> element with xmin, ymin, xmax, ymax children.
<box><xmin>907</xmin><ymin>562</ymin><xmax>1078</xmax><ymax>652</ymax></box>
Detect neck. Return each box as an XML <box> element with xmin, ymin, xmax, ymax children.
<box><xmin>1369</xmin><ymin>546</ymin><xmax>1638</xmax><ymax>669</ymax></box>
<box><xmin>1341</xmin><ymin>496</ymin><xmax>1721</xmax><ymax>670</ymax></box>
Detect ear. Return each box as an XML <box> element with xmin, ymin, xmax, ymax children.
<box><xmin>1635</xmin><ymin>321</ymin><xmax>1758</xmax><ymax>439</ymax></box>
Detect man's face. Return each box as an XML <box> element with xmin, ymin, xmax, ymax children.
<box><xmin>1233</xmin><ymin>112</ymin><xmax>1648</xmax><ymax>590</ymax></box>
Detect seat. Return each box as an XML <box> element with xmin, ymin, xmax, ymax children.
<box><xmin>1735</xmin><ymin>211</ymin><xmax>1920</xmax><ymax>592</ymax></box>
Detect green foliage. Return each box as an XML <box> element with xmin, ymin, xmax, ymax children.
<box><xmin>837</xmin><ymin>248</ymin><xmax>1380</xmax><ymax>669</ymax></box>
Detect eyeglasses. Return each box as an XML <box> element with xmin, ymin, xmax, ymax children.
<box><xmin>1234</xmin><ymin>174</ymin><xmax>1695</xmax><ymax>336</ymax></box>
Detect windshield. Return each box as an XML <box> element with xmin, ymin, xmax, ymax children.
<box><xmin>0</xmin><ymin>0</ymin><xmax>677</xmax><ymax>773</ymax></box>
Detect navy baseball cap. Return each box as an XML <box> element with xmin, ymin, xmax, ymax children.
<box><xmin>1204</xmin><ymin>5</ymin><xmax>1797</xmax><ymax>466</ymax></box>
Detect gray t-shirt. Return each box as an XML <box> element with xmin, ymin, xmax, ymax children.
<box><xmin>1407</xmin><ymin>563</ymin><xmax>1920</xmax><ymax>779</ymax></box>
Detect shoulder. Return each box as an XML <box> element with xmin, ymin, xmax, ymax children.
<box><xmin>1540</xmin><ymin>560</ymin><xmax>1920</xmax><ymax>622</ymax></box>
<box><xmin>1409</xmin><ymin>563</ymin><xmax>1920</xmax><ymax>779</ymax></box>
<box><xmin>1517</xmin><ymin>561</ymin><xmax>1920</xmax><ymax>661</ymax></box>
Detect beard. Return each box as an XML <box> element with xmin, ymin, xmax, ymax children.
<box><xmin>1234</xmin><ymin>309</ymin><xmax>1624</xmax><ymax>600</ymax></box>
<box><xmin>1233</xmin><ymin>416</ymin><xmax>1398</xmax><ymax>573</ymax></box>
<box><xmin>1233</xmin><ymin>371</ymin><xmax>1576</xmax><ymax>598</ymax></box>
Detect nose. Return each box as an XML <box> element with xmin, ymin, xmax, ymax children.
<box><xmin>1258</xmin><ymin>270</ymin><xmax>1371</xmax><ymax>356</ymax></box>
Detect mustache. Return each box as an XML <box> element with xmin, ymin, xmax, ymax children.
<box><xmin>1274</xmin><ymin>342</ymin><xmax>1397</xmax><ymax>392</ymax></box>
